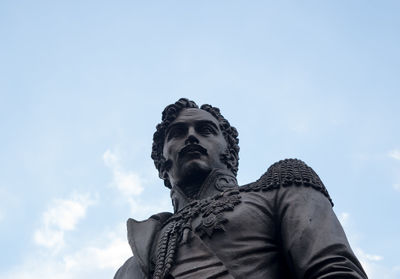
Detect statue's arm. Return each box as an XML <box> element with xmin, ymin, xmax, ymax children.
<box><xmin>114</xmin><ymin>256</ymin><xmax>147</xmax><ymax>279</ymax></box>
<box><xmin>276</xmin><ymin>178</ymin><xmax>368</xmax><ymax>278</ymax></box>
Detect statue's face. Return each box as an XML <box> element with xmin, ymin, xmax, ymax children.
<box><xmin>162</xmin><ymin>108</ymin><xmax>228</xmax><ymax>187</ymax></box>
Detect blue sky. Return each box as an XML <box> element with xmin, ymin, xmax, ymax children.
<box><xmin>1</xmin><ymin>1</ymin><xmax>399</xmax><ymax>278</ymax></box>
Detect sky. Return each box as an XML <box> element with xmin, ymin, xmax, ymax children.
<box><xmin>0</xmin><ymin>1</ymin><xmax>399</xmax><ymax>278</ymax></box>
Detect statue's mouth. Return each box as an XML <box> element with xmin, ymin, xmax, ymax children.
<box><xmin>179</xmin><ymin>144</ymin><xmax>208</xmax><ymax>158</ymax></box>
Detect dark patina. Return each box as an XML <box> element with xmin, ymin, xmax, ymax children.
<box><xmin>115</xmin><ymin>98</ymin><xmax>367</xmax><ymax>279</ymax></box>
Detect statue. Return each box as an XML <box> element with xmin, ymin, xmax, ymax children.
<box><xmin>114</xmin><ymin>98</ymin><xmax>367</xmax><ymax>278</ymax></box>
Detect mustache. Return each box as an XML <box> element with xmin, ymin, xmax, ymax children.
<box><xmin>163</xmin><ymin>144</ymin><xmax>208</xmax><ymax>172</ymax></box>
<box><xmin>178</xmin><ymin>144</ymin><xmax>208</xmax><ymax>157</ymax></box>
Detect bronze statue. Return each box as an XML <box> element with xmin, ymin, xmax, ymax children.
<box><xmin>115</xmin><ymin>98</ymin><xmax>367</xmax><ymax>278</ymax></box>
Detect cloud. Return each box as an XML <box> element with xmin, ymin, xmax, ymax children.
<box><xmin>127</xmin><ymin>196</ymin><xmax>172</xmax><ymax>221</ymax></box>
<box><xmin>355</xmin><ymin>248</ymin><xmax>400</xmax><ymax>279</ymax></box>
<box><xmin>388</xmin><ymin>149</ymin><xmax>400</xmax><ymax>160</ymax></box>
<box><xmin>64</xmin><ymin>235</ymin><xmax>132</xmax><ymax>271</ymax></box>
<box><xmin>2</xmin><ymin>146</ymin><xmax>155</xmax><ymax>279</ymax></box>
<box><xmin>338</xmin><ymin>212</ymin><xmax>350</xmax><ymax>227</ymax></box>
<box><xmin>1</xmin><ymin>225</ymin><xmax>132</xmax><ymax>279</ymax></box>
<box><xmin>355</xmin><ymin>248</ymin><xmax>383</xmax><ymax>262</ymax></box>
<box><xmin>103</xmin><ymin>148</ymin><xmax>172</xmax><ymax>218</ymax></box>
<box><xmin>393</xmin><ymin>184</ymin><xmax>400</xmax><ymax>192</ymax></box>
<box><xmin>103</xmin><ymin>149</ymin><xmax>144</xmax><ymax>196</ymax></box>
<box><xmin>338</xmin><ymin>211</ymin><xmax>400</xmax><ymax>279</ymax></box>
<box><xmin>34</xmin><ymin>193</ymin><xmax>95</xmax><ymax>250</ymax></box>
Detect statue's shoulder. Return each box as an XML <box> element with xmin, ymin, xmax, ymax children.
<box><xmin>240</xmin><ymin>158</ymin><xmax>333</xmax><ymax>206</ymax></box>
<box><xmin>122</xmin><ymin>212</ymin><xmax>173</xmax><ymax>277</ymax></box>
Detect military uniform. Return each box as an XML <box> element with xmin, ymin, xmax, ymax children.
<box><xmin>115</xmin><ymin>159</ymin><xmax>367</xmax><ymax>279</ymax></box>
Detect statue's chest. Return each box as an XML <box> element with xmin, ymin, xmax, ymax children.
<box><xmin>152</xmin><ymin>189</ymin><xmax>242</xmax><ymax>279</ymax></box>
<box><xmin>153</xmin><ymin>189</ymin><xmax>276</xmax><ymax>279</ymax></box>
<box><xmin>174</xmin><ymin>189</ymin><xmax>243</xmax><ymax>238</ymax></box>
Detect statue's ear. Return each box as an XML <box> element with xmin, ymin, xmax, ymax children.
<box><xmin>162</xmin><ymin>173</ymin><xmax>172</xmax><ymax>189</ymax></box>
<box><xmin>159</xmin><ymin>165</ymin><xmax>172</xmax><ymax>189</ymax></box>
<box><xmin>160</xmin><ymin>168</ymin><xmax>168</xmax><ymax>180</ymax></box>
<box><xmin>159</xmin><ymin>157</ymin><xmax>172</xmax><ymax>188</ymax></box>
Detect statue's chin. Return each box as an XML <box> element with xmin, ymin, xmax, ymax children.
<box><xmin>176</xmin><ymin>160</ymin><xmax>211</xmax><ymax>192</ymax></box>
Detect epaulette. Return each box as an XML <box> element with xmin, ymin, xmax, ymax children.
<box><xmin>240</xmin><ymin>159</ymin><xmax>333</xmax><ymax>206</ymax></box>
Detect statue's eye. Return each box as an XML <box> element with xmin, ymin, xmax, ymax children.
<box><xmin>197</xmin><ymin>124</ymin><xmax>217</xmax><ymax>135</ymax></box>
<box><xmin>167</xmin><ymin>125</ymin><xmax>186</xmax><ymax>140</ymax></box>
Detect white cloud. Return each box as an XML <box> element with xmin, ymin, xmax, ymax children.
<box><xmin>127</xmin><ymin>196</ymin><xmax>172</xmax><ymax>221</ymax></box>
<box><xmin>64</xmin><ymin>236</ymin><xmax>132</xmax><ymax>271</ymax></box>
<box><xmin>338</xmin><ymin>212</ymin><xmax>350</xmax><ymax>227</ymax></box>
<box><xmin>103</xmin><ymin>149</ymin><xmax>144</xmax><ymax>196</ymax></box>
<box><xmin>355</xmin><ymin>248</ymin><xmax>383</xmax><ymax>262</ymax></box>
<box><xmin>338</xmin><ymin>211</ymin><xmax>400</xmax><ymax>279</ymax></box>
<box><xmin>103</xmin><ymin>149</ymin><xmax>119</xmax><ymax>167</ymax></box>
<box><xmin>355</xmin><ymin>247</ymin><xmax>400</xmax><ymax>279</ymax></box>
<box><xmin>388</xmin><ymin>149</ymin><xmax>400</xmax><ymax>160</ymax></box>
<box><xmin>2</xmin><ymin>225</ymin><xmax>131</xmax><ymax>279</ymax></box>
<box><xmin>34</xmin><ymin>193</ymin><xmax>95</xmax><ymax>250</ymax></box>
<box><xmin>5</xmin><ymin>148</ymin><xmax>169</xmax><ymax>279</ymax></box>
<box><xmin>103</xmin><ymin>147</ymin><xmax>172</xmax><ymax>216</ymax></box>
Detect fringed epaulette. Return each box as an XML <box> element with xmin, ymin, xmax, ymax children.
<box><xmin>240</xmin><ymin>159</ymin><xmax>333</xmax><ymax>206</ymax></box>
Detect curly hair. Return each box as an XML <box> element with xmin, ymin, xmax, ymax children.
<box><xmin>151</xmin><ymin>98</ymin><xmax>240</xmax><ymax>188</ymax></box>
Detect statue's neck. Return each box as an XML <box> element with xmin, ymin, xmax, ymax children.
<box><xmin>176</xmin><ymin>170</ymin><xmax>210</xmax><ymax>198</ymax></box>
<box><xmin>170</xmin><ymin>168</ymin><xmax>238</xmax><ymax>212</ymax></box>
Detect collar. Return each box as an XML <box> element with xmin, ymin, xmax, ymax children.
<box><xmin>170</xmin><ymin>168</ymin><xmax>238</xmax><ymax>212</ymax></box>
<box><xmin>126</xmin><ymin>212</ymin><xmax>173</xmax><ymax>276</ymax></box>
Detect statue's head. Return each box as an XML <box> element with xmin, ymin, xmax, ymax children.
<box><xmin>151</xmin><ymin>98</ymin><xmax>239</xmax><ymax>188</ymax></box>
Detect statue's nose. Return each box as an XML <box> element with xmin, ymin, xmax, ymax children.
<box><xmin>185</xmin><ymin>133</ymin><xmax>199</xmax><ymax>145</ymax></box>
